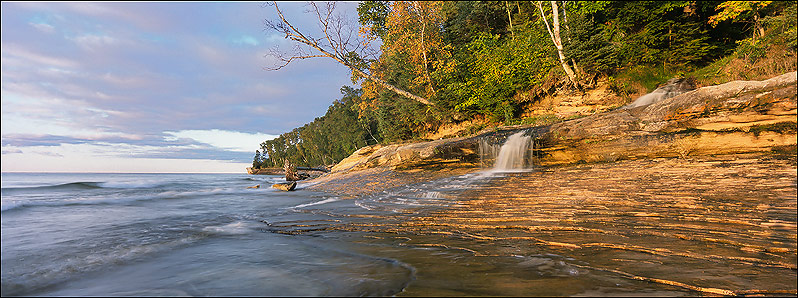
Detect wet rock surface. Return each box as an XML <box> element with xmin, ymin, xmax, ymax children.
<box><xmin>272</xmin><ymin>181</ymin><xmax>297</xmax><ymax>191</ymax></box>
<box><xmin>301</xmin><ymin>153</ymin><xmax>796</xmax><ymax>296</ymax></box>
<box><xmin>445</xmin><ymin>155</ymin><xmax>796</xmax><ymax>295</ymax></box>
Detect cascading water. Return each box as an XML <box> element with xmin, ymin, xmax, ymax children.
<box><xmin>479</xmin><ymin>131</ymin><xmax>534</xmax><ymax>172</ymax></box>
<box><xmin>493</xmin><ymin>131</ymin><xmax>533</xmax><ymax>171</ymax></box>
<box><xmin>623</xmin><ymin>77</ymin><xmax>696</xmax><ymax>109</ymax></box>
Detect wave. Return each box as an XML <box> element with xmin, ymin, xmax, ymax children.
<box><xmin>291</xmin><ymin>197</ymin><xmax>340</xmax><ymax>209</ymax></box>
<box><xmin>1</xmin><ymin>181</ymin><xmax>172</xmax><ymax>193</ymax></box>
<box><xmin>201</xmin><ymin>221</ymin><xmax>256</xmax><ymax>235</ymax></box>
<box><xmin>0</xmin><ymin>235</ymin><xmax>202</xmax><ymax>296</ymax></box>
<box><xmin>2</xmin><ymin>182</ymin><xmax>103</xmax><ymax>192</ymax></box>
<box><xmin>1</xmin><ymin>187</ymin><xmax>249</xmax><ymax>212</ymax></box>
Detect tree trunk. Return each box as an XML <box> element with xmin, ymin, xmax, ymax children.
<box><xmin>506</xmin><ymin>1</ymin><xmax>515</xmax><ymax>41</ymax></box>
<box><xmin>753</xmin><ymin>13</ymin><xmax>765</xmax><ymax>38</ymax></box>
<box><xmin>419</xmin><ymin>5</ymin><xmax>434</xmax><ymax>94</ymax></box>
<box><xmin>299</xmin><ymin>34</ymin><xmax>434</xmax><ymax>105</ymax></box>
<box><xmin>537</xmin><ymin>1</ymin><xmax>579</xmax><ymax>89</ymax></box>
<box><xmin>283</xmin><ymin>159</ymin><xmax>300</xmax><ymax>181</ymax></box>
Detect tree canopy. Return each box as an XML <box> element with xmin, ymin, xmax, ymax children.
<box><xmin>255</xmin><ymin>0</ymin><xmax>797</xmax><ymax>168</ymax></box>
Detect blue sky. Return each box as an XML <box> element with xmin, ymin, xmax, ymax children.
<box><xmin>1</xmin><ymin>2</ymin><xmax>360</xmax><ymax>173</ymax></box>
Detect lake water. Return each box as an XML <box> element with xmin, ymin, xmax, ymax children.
<box><xmin>2</xmin><ymin>164</ymin><xmax>795</xmax><ymax>296</ymax></box>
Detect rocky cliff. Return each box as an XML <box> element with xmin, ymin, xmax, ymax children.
<box><xmin>306</xmin><ymin>72</ymin><xmax>796</xmax><ymax>194</ymax></box>
<box><xmin>537</xmin><ymin>71</ymin><xmax>796</xmax><ymax>165</ymax></box>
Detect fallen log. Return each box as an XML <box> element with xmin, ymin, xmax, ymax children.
<box><xmin>296</xmin><ymin>166</ymin><xmax>330</xmax><ymax>173</ymax></box>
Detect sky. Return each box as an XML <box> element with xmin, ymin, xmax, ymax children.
<box><xmin>1</xmin><ymin>1</ymin><xmax>361</xmax><ymax>173</ymax></box>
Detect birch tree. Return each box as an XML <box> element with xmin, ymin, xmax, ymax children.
<box><xmin>263</xmin><ymin>1</ymin><xmax>433</xmax><ymax>105</ymax></box>
<box><xmin>536</xmin><ymin>1</ymin><xmax>579</xmax><ymax>89</ymax></box>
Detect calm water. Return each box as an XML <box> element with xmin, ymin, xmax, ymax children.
<box><xmin>2</xmin><ymin>167</ymin><xmax>794</xmax><ymax>296</ymax></box>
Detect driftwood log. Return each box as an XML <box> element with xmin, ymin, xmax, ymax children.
<box><xmin>283</xmin><ymin>159</ymin><xmax>301</xmax><ymax>181</ymax></box>
<box><xmin>296</xmin><ymin>166</ymin><xmax>330</xmax><ymax>173</ymax></box>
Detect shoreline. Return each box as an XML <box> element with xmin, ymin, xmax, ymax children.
<box><xmin>306</xmin><ymin>151</ymin><xmax>797</xmax><ymax>296</ymax></box>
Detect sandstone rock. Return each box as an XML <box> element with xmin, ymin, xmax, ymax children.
<box><xmin>272</xmin><ymin>182</ymin><xmax>297</xmax><ymax>191</ymax></box>
<box><xmin>537</xmin><ymin>71</ymin><xmax>797</xmax><ymax>165</ymax></box>
<box><xmin>247</xmin><ymin>184</ymin><xmax>260</xmax><ymax>189</ymax></box>
<box><xmin>308</xmin><ymin>72</ymin><xmax>796</xmax><ymax>178</ymax></box>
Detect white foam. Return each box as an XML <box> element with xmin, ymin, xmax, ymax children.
<box><xmin>202</xmin><ymin>221</ymin><xmax>253</xmax><ymax>235</ymax></box>
<box><xmin>291</xmin><ymin>197</ymin><xmax>339</xmax><ymax>209</ymax></box>
<box><xmin>354</xmin><ymin>200</ymin><xmax>375</xmax><ymax>211</ymax></box>
<box><xmin>1</xmin><ymin>201</ymin><xmax>23</xmax><ymax>212</ymax></box>
<box><xmin>99</xmin><ymin>180</ymin><xmax>165</xmax><ymax>189</ymax></box>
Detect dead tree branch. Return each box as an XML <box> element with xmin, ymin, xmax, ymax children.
<box><xmin>263</xmin><ymin>1</ymin><xmax>433</xmax><ymax>105</ymax></box>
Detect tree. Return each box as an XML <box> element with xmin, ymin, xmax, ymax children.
<box><xmin>263</xmin><ymin>1</ymin><xmax>433</xmax><ymax>105</ymax></box>
<box><xmin>381</xmin><ymin>1</ymin><xmax>447</xmax><ymax>97</ymax></box>
<box><xmin>252</xmin><ymin>150</ymin><xmax>263</xmax><ymax>169</ymax></box>
<box><xmin>536</xmin><ymin>1</ymin><xmax>579</xmax><ymax>89</ymax></box>
<box><xmin>357</xmin><ymin>1</ymin><xmax>391</xmax><ymax>39</ymax></box>
<box><xmin>709</xmin><ymin>1</ymin><xmax>773</xmax><ymax>38</ymax></box>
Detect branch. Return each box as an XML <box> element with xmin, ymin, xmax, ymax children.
<box><xmin>263</xmin><ymin>1</ymin><xmax>433</xmax><ymax>105</ymax></box>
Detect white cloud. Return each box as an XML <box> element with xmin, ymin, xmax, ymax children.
<box><xmin>1</xmin><ymin>143</ymin><xmax>249</xmax><ymax>173</ymax></box>
<box><xmin>1</xmin><ymin>43</ymin><xmax>80</xmax><ymax>68</ymax></box>
<box><xmin>29</xmin><ymin>22</ymin><xmax>55</xmax><ymax>33</ymax></box>
<box><xmin>232</xmin><ymin>35</ymin><xmax>259</xmax><ymax>46</ymax></box>
<box><xmin>71</xmin><ymin>33</ymin><xmax>118</xmax><ymax>50</ymax></box>
<box><xmin>164</xmin><ymin>129</ymin><xmax>277</xmax><ymax>152</ymax></box>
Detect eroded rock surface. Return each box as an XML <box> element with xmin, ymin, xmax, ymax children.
<box><xmin>307</xmin><ymin>72</ymin><xmax>796</xmax><ymax>192</ymax></box>
<box><xmin>538</xmin><ymin>71</ymin><xmax>796</xmax><ymax>165</ymax></box>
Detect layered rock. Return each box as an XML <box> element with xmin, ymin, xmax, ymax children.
<box><xmin>537</xmin><ymin>71</ymin><xmax>796</xmax><ymax>165</ymax></box>
<box><xmin>306</xmin><ymin>72</ymin><xmax>796</xmax><ymax>193</ymax></box>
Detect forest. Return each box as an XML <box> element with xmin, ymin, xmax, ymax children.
<box><xmin>252</xmin><ymin>1</ymin><xmax>797</xmax><ymax>169</ymax></box>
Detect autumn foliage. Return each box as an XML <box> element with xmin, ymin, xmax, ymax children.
<box><xmin>257</xmin><ymin>1</ymin><xmax>797</xmax><ymax>168</ymax></box>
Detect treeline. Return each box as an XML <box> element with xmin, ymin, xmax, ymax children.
<box><xmin>254</xmin><ymin>87</ymin><xmax>379</xmax><ymax>168</ymax></box>
<box><xmin>255</xmin><ymin>1</ymin><xmax>797</xmax><ymax>168</ymax></box>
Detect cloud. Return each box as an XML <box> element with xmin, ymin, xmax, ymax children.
<box><xmin>232</xmin><ymin>35</ymin><xmax>260</xmax><ymax>46</ymax></box>
<box><xmin>0</xmin><ymin>133</ymin><xmax>145</xmax><ymax>148</ymax></box>
<box><xmin>70</xmin><ymin>33</ymin><xmax>120</xmax><ymax>51</ymax></box>
<box><xmin>163</xmin><ymin>129</ymin><xmax>277</xmax><ymax>153</ymax></box>
<box><xmin>1</xmin><ymin>143</ymin><xmax>251</xmax><ymax>173</ymax></box>
<box><xmin>29</xmin><ymin>22</ymin><xmax>55</xmax><ymax>33</ymax></box>
<box><xmin>1</xmin><ymin>43</ymin><xmax>80</xmax><ymax>69</ymax></box>
<box><xmin>1</xmin><ymin>2</ymin><xmax>360</xmax><ymax>172</ymax></box>
<box><xmin>1</xmin><ymin>148</ymin><xmax>24</xmax><ymax>154</ymax></box>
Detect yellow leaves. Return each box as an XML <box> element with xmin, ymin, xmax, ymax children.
<box><xmin>377</xmin><ymin>1</ymin><xmax>448</xmax><ymax>98</ymax></box>
<box><xmin>358</xmin><ymin>26</ymin><xmax>378</xmax><ymax>42</ymax></box>
<box><xmin>708</xmin><ymin>1</ymin><xmax>773</xmax><ymax>27</ymax></box>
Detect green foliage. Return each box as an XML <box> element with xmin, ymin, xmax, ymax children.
<box><xmin>256</xmin><ymin>0</ymin><xmax>797</xmax><ymax>165</ymax></box>
<box><xmin>357</xmin><ymin>1</ymin><xmax>391</xmax><ymax>39</ymax></box>
<box><xmin>252</xmin><ymin>150</ymin><xmax>263</xmax><ymax>169</ymax></box>
<box><xmin>259</xmin><ymin>87</ymin><xmax>378</xmax><ymax>167</ymax></box>
<box><xmin>440</xmin><ymin>1</ymin><xmax>510</xmax><ymax>47</ymax></box>
<box><xmin>436</xmin><ymin>25</ymin><xmax>556</xmax><ymax>122</ymax></box>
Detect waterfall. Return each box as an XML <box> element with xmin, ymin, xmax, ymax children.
<box><xmin>623</xmin><ymin>77</ymin><xmax>696</xmax><ymax>109</ymax></box>
<box><xmin>479</xmin><ymin>131</ymin><xmax>534</xmax><ymax>171</ymax></box>
<box><xmin>493</xmin><ymin>131</ymin><xmax>533</xmax><ymax>171</ymax></box>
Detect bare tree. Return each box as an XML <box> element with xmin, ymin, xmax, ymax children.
<box><xmin>263</xmin><ymin>1</ymin><xmax>433</xmax><ymax>105</ymax></box>
<box><xmin>537</xmin><ymin>1</ymin><xmax>579</xmax><ymax>89</ymax></box>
